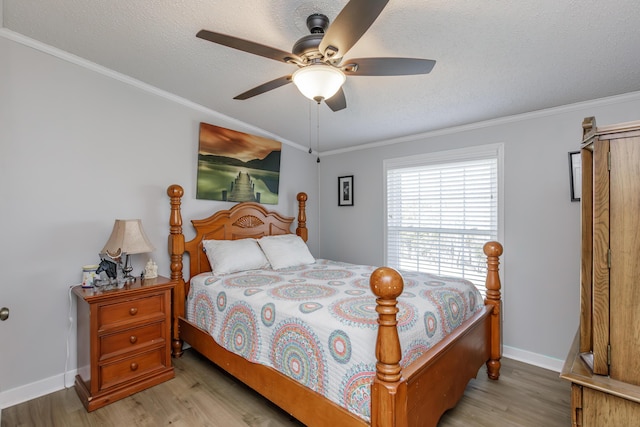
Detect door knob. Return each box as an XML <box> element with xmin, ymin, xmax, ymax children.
<box><xmin>0</xmin><ymin>307</ymin><xmax>8</xmax><ymax>321</ymax></box>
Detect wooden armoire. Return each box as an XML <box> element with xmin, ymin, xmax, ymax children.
<box><xmin>561</xmin><ymin>117</ymin><xmax>640</xmax><ymax>425</ymax></box>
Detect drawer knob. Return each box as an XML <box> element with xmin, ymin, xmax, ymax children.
<box><xmin>130</xmin><ymin>362</ymin><xmax>139</xmax><ymax>371</ymax></box>
<box><xmin>129</xmin><ymin>335</ymin><xmax>137</xmax><ymax>344</ymax></box>
<box><xmin>129</xmin><ymin>307</ymin><xmax>138</xmax><ymax>316</ymax></box>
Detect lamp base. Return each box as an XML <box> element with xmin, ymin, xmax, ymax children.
<box><xmin>123</xmin><ymin>255</ymin><xmax>136</xmax><ymax>284</ymax></box>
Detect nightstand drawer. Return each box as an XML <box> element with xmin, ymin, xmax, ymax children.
<box><xmin>100</xmin><ymin>347</ymin><xmax>166</xmax><ymax>391</ymax></box>
<box><xmin>100</xmin><ymin>322</ymin><xmax>165</xmax><ymax>360</ymax></box>
<box><xmin>98</xmin><ymin>294</ymin><xmax>164</xmax><ymax>330</ymax></box>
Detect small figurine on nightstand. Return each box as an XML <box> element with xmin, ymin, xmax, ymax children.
<box><xmin>144</xmin><ymin>259</ymin><xmax>158</xmax><ymax>279</ymax></box>
<box><xmin>94</xmin><ymin>257</ymin><xmax>119</xmax><ymax>288</ymax></box>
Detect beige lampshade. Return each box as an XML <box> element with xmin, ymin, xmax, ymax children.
<box><xmin>101</xmin><ymin>219</ymin><xmax>155</xmax><ymax>258</ymax></box>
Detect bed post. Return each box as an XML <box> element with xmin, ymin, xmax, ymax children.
<box><xmin>483</xmin><ymin>241</ymin><xmax>503</xmax><ymax>380</ymax></box>
<box><xmin>296</xmin><ymin>192</ymin><xmax>308</xmax><ymax>242</ymax></box>
<box><xmin>369</xmin><ymin>267</ymin><xmax>408</xmax><ymax>427</ymax></box>
<box><xmin>167</xmin><ymin>184</ymin><xmax>186</xmax><ymax>357</ymax></box>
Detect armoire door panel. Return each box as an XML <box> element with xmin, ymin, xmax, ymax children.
<box><xmin>591</xmin><ymin>139</ymin><xmax>610</xmax><ymax>376</ymax></box>
<box><xmin>609</xmin><ymin>138</ymin><xmax>640</xmax><ymax>385</ymax></box>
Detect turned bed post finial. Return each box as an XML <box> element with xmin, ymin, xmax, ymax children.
<box><xmin>370</xmin><ymin>267</ymin><xmax>404</xmax><ymax>382</ymax></box>
<box><xmin>167</xmin><ymin>184</ymin><xmax>185</xmax><ymax>282</ymax></box>
<box><xmin>483</xmin><ymin>241</ymin><xmax>503</xmax><ymax>380</ymax></box>
<box><xmin>296</xmin><ymin>192</ymin><xmax>308</xmax><ymax>242</ymax></box>
<box><xmin>167</xmin><ymin>184</ymin><xmax>186</xmax><ymax>357</ymax></box>
<box><xmin>370</xmin><ymin>267</ymin><xmax>405</xmax><ymax>427</ymax></box>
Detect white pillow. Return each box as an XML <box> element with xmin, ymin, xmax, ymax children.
<box><xmin>203</xmin><ymin>239</ymin><xmax>270</xmax><ymax>275</ymax></box>
<box><xmin>257</xmin><ymin>234</ymin><xmax>315</xmax><ymax>270</ymax></box>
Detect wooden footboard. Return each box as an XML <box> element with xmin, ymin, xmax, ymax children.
<box><xmin>369</xmin><ymin>242</ymin><xmax>502</xmax><ymax>427</ymax></box>
<box><xmin>166</xmin><ymin>184</ymin><xmax>503</xmax><ymax>427</ymax></box>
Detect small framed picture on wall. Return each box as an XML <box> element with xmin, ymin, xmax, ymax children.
<box><xmin>568</xmin><ymin>151</ymin><xmax>581</xmax><ymax>202</ymax></box>
<box><xmin>338</xmin><ymin>175</ymin><xmax>354</xmax><ymax>206</ymax></box>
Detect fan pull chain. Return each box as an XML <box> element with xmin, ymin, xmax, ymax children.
<box><xmin>316</xmin><ymin>100</ymin><xmax>321</xmax><ymax>163</ymax></box>
<box><xmin>308</xmin><ymin>101</ymin><xmax>313</xmax><ymax>154</ymax></box>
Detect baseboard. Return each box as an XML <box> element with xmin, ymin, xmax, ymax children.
<box><xmin>0</xmin><ymin>369</ymin><xmax>76</xmax><ymax>410</ymax></box>
<box><xmin>503</xmin><ymin>345</ymin><xmax>564</xmax><ymax>372</ymax></box>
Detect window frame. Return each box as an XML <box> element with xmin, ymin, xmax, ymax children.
<box><xmin>383</xmin><ymin>143</ymin><xmax>504</xmax><ymax>293</ymax></box>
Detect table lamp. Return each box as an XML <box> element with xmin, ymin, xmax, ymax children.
<box><xmin>101</xmin><ymin>219</ymin><xmax>155</xmax><ymax>283</ymax></box>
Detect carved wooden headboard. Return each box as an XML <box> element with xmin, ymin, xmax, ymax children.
<box><xmin>168</xmin><ymin>184</ymin><xmax>304</xmax><ymax>285</ymax></box>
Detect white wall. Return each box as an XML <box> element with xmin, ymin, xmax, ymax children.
<box><xmin>317</xmin><ymin>92</ymin><xmax>640</xmax><ymax>368</ymax></box>
<box><xmin>0</xmin><ymin>34</ymin><xmax>318</xmax><ymax>407</ymax></box>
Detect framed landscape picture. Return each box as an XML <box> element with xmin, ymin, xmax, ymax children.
<box><xmin>197</xmin><ymin>123</ymin><xmax>281</xmax><ymax>204</ymax></box>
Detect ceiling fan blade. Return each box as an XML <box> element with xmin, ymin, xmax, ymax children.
<box><xmin>197</xmin><ymin>30</ymin><xmax>302</xmax><ymax>64</ymax></box>
<box><xmin>343</xmin><ymin>58</ymin><xmax>436</xmax><ymax>76</ymax></box>
<box><xmin>233</xmin><ymin>75</ymin><xmax>293</xmax><ymax>100</ymax></box>
<box><xmin>325</xmin><ymin>88</ymin><xmax>347</xmax><ymax>112</ymax></box>
<box><xmin>319</xmin><ymin>0</ymin><xmax>389</xmax><ymax>60</ymax></box>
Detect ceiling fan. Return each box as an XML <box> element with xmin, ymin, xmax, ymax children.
<box><xmin>196</xmin><ymin>0</ymin><xmax>436</xmax><ymax>112</ymax></box>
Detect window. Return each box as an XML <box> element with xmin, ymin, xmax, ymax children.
<box><xmin>384</xmin><ymin>144</ymin><xmax>503</xmax><ymax>295</ymax></box>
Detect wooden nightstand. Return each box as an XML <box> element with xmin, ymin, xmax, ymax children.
<box><xmin>72</xmin><ymin>276</ymin><xmax>175</xmax><ymax>411</ymax></box>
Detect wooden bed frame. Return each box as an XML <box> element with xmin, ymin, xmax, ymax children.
<box><xmin>167</xmin><ymin>184</ymin><xmax>503</xmax><ymax>427</ymax></box>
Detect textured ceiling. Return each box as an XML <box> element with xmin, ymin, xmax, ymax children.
<box><xmin>3</xmin><ymin>0</ymin><xmax>640</xmax><ymax>152</ymax></box>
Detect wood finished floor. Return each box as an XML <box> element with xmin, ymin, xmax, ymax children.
<box><xmin>1</xmin><ymin>350</ymin><xmax>570</xmax><ymax>426</ymax></box>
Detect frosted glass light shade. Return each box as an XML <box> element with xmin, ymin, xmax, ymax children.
<box><xmin>292</xmin><ymin>65</ymin><xmax>346</xmax><ymax>101</ymax></box>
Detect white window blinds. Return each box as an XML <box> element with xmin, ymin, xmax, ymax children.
<box><xmin>385</xmin><ymin>145</ymin><xmax>501</xmax><ymax>295</ymax></box>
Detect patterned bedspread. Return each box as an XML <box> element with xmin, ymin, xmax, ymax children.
<box><xmin>187</xmin><ymin>259</ymin><xmax>483</xmax><ymax>422</ymax></box>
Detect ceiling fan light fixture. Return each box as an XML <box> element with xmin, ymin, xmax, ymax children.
<box><xmin>292</xmin><ymin>65</ymin><xmax>346</xmax><ymax>102</ymax></box>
